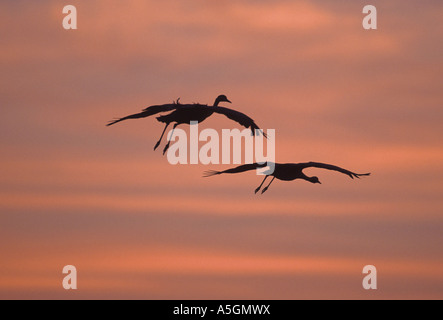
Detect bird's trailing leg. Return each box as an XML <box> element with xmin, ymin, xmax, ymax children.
<box><xmin>154</xmin><ymin>123</ymin><xmax>170</xmax><ymax>151</ymax></box>
<box><xmin>255</xmin><ymin>175</ymin><xmax>269</xmax><ymax>194</ymax></box>
<box><xmin>261</xmin><ymin>177</ymin><xmax>276</xmax><ymax>194</ymax></box>
<box><xmin>163</xmin><ymin>123</ymin><xmax>179</xmax><ymax>155</ymax></box>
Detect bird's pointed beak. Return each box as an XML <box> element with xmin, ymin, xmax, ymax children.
<box><xmin>226</xmin><ymin>99</ymin><xmax>231</xmax><ymax>103</ymax></box>
<box><xmin>318</xmin><ymin>181</ymin><xmax>322</xmax><ymax>184</ymax></box>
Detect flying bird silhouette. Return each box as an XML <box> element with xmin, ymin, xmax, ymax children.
<box><xmin>204</xmin><ymin>162</ymin><xmax>370</xmax><ymax>194</ymax></box>
<box><xmin>107</xmin><ymin>95</ymin><xmax>266</xmax><ymax>154</ymax></box>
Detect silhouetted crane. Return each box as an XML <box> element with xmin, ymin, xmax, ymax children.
<box><xmin>107</xmin><ymin>95</ymin><xmax>266</xmax><ymax>154</ymax></box>
<box><xmin>204</xmin><ymin>162</ymin><xmax>370</xmax><ymax>194</ymax></box>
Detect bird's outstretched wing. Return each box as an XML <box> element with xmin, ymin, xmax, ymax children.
<box><xmin>204</xmin><ymin>162</ymin><xmax>268</xmax><ymax>177</ymax></box>
<box><xmin>299</xmin><ymin>162</ymin><xmax>371</xmax><ymax>179</ymax></box>
<box><xmin>211</xmin><ymin>106</ymin><xmax>267</xmax><ymax>138</ymax></box>
<box><xmin>107</xmin><ymin>103</ymin><xmax>197</xmax><ymax>126</ymax></box>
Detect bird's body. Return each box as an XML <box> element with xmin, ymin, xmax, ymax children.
<box><xmin>107</xmin><ymin>95</ymin><xmax>265</xmax><ymax>154</ymax></box>
<box><xmin>269</xmin><ymin>163</ymin><xmax>305</xmax><ymax>181</ymax></box>
<box><xmin>204</xmin><ymin>162</ymin><xmax>370</xmax><ymax>194</ymax></box>
<box><xmin>156</xmin><ymin>104</ymin><xmax>214</xmax><ymax>125</ymax></box>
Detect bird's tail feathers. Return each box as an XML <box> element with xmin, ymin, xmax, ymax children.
<box><xmin>156</xmin><ymin>114</ymin><xmax>169</xmax><ymax>123</ymax></box>
<box><xmin>203</xmin><ymin>170</ymin><xmax>221</xmax><ymax>178</ymax></box>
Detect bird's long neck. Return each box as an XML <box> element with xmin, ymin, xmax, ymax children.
<box><xmin>302</xmin><ymin>173</ymin><xmax>317</xmax><ymax>184</ymax></box>
<box><xmin>213</xmin><ymin>97</ymin><xmax>221</xmax><ymax>107</ymax></box>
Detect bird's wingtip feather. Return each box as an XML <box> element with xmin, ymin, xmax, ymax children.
<box><xmin>106</xmin><ymin>118</ymin><xmax>121</xmax><ymax>126</ymax></box>
<box><xmin>355</xmin><ymin>172</ymin><xmax>371</xmax><ymax>178</ymax></box>
<box><xmin>203</xmin><ymin>170</ymin><xmax>220</xmax><ymax>178</ymax></box>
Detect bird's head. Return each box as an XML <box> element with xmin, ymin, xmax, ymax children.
<box><xmin>310</xmin><ymin>176</ymin><xmax>322</xmax><ymax>184</ymax></box>
<box><xmin>214</xmin><ymin>94</ymin><xmax>231</xmax><ymax>106</ymax></box>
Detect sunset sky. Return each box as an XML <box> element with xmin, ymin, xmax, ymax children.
<box><xmin>1</xmin><ymin>0</ymin><xmax>442</xmax><ymax>299</ymax></box>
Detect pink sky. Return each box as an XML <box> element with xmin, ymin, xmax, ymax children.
<box><xmin>0</xmin><ymin>0</ymin><xmax>442</xmax><ymax>299</ymax></box>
